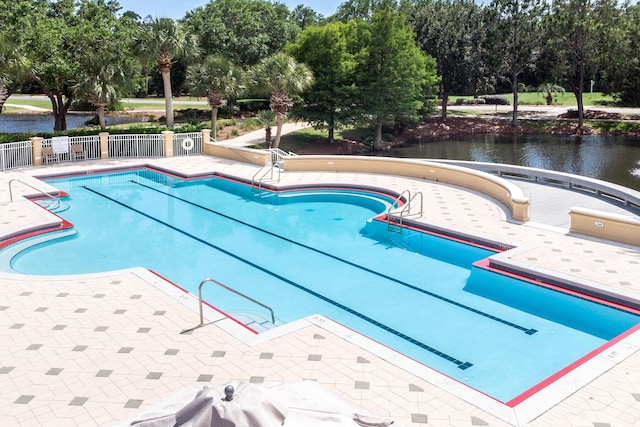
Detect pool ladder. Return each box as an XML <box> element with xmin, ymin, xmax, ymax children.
<box><xmin>251</xmin><ymin>163</ymin><xmax>281</xmax><ymax>189</ymax></box>
<box><xmin>8</xmin><ymin>178</ymin><xmax>61</xmax><ymax>211</ymax></box>
<box><xmin>386</xmin><ymin>190</ymin><xmax>424</xmax><ymax>232</ymax></box>
<box><xmin>181</xmin><ymin>278</ymin><xmax>276</xmax><ymax>334</ymax></box>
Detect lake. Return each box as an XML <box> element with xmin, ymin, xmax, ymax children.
<box><xmin>0</xmin><ymin>113</ymin><xmax>139</xmax><ymax>134</ymax></box>
<box><xmin>372</xmin><ymin>134</ymin><xmax>640</xmax><ymax>191</ymax></box>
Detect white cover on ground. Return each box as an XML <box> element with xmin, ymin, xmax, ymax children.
<box><xmin>126</xmin><ymin>380</ymin><xmax>395</xmax><ymax>427</ymax></box>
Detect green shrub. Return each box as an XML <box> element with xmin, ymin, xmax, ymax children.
<box><xmin>0</xmin><ymin>134</ymin><xmax>36</xmax><ymax>143</ymax></box>
<box><xmin>479</xmin><ymin>95</ymin><xmax>510</xmax><ymax>105</ymax></box>
<box><xmin>175</xmin><ymin>108</ymin><xmax>208</xmax><ymax>120</ymax></box>
<box><xmin>219</xmin><ymin>105</ymin><xmax>240</xmax><ymax>118</ymax></box>
<box><xmin>240</xmin><ymin>118</ymin><xmax>260</xmax><ymax>130</ymax></box>
<box><xmin>464</xmin><ymin>98</ymin><xmax>485</xmax><ymax>105</ymax></box>
<box><xmin>237</xmin><ymin>99</ymin><xmax>269</xmax><ymax>113</ymax></box>
<box><xmin>564</xmin><ymin>108</ymin><xmax>578</xmax><ymax>118</ymax></box>
<box><xmin>454</xmin><ymin>98</ymin><xmax>486</xmax><ymax>105</ymax></box>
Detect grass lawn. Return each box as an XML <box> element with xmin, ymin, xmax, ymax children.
<box><xmin>278</xmin><ymin>127</ymin><xmax>379</xmax><ymax>152</ymax></box>
<box><xmin>3</xmin><ymin>98</ymin><xmax>52</xmax><ymax>110</ymax></box>
<box><xmin>279</xmin><ymin>128</ymin><xmax>331</xmax><ymax>151</ymax></box>
<box><xmin>4</xmin><ymin>94</ymin><xmax>209</xmax><ymax>112</ymax></box>
<box><xmin>121</xmin><ymin>101</ymin><xmax>208</xmax><ymax>111</ymax></box>
<box><xmin>451</xmin><ymin>92</ymin><xmax>614</xmax><ymax>106</ymax></box>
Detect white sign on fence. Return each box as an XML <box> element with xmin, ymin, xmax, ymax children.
<box><xmin>51</xmin><ymin>136</ymin><xmax>69</xmax><ymax>154</ymax></box>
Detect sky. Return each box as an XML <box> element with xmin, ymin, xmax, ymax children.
<box><xmin>117</xmin><ymin>0</ymin><xmax>342</xmax><ymax>20</ymax></box>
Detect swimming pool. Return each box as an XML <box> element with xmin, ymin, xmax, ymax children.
<box><xmin>4</xmin><ymin>168</ymin><xmax>639</xmax><ymax>404</ymax></box>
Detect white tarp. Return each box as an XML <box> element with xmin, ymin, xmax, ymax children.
<box><xmin>126</xmin><ymin>381</ymin><xmax>395</xmax><ymax>427</ymax></box>
<box><xmin>51</xmin><ymin>136</ymin><xmax>69</xmax><ymax>154</ymax></box>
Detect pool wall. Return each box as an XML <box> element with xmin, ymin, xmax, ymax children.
<box><xmin>280</xmin><ymin>155</ymin><xmax>531</xmax><ymax>221</ymax></box>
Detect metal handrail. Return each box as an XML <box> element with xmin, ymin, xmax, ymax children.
<box><xmin>268</xmin><ymin>147</ymin><xmax>296</xmax><ymax>164</ymax></box>
<box><xmin>432</xmin><ymin>159</ymin><xmax>640</xmax><ymax>212</ymax></box>
<box><xmin>197</xmin><ymin>278</ymin><xmax>275</xmax><ymax>326</ymax></box>
<box><xmin>9</xmin><ymin>178</ymin><xmax>60</xmax><ymax>209</ymax></box>
<box><xmin>251</xmin><ymin>163</ymin><xmax>281</xmax><ymax>189</ymax></box>
<box><xmin>386</xmin><ymin>190</ymin><xmax>423</xmax><ymax>229</ymax></box>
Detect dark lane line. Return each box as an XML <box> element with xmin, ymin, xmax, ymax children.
<box><xmin>133</xmin><ymin>179</ymin><xmax>538</xmax><ymax>336</ymax></box>
<box><xmin>82</xmin><ymin>184</ymin><xmax>474</xmax><ymax>370</ymax></box>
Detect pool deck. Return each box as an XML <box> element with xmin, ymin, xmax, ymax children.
<box><xmin>1</xmin><ymin>155</ymin><xmax>639</xmax><ymax>426</ymax></box>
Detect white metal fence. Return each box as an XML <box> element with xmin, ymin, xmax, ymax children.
<box><xmin>108</xmin><ymin>134</ymin><xmax>164</xmax><ymax>158</ymax></box>
<box><xmin>0</xmin><ymin>140</ymin><xmax>33</xmax><ymax>171</ymax></box>
<box><xmin>42</xmin><ymin>135</ymin><xmax>101</xmax><ymax>162</ymax></box>
<box><xmin>173</xmin><ymin>132</ymin><xmax>203</xmax><ymax>156</ymax></box>
<box><xmin>0</xmin><ymin>131</ymin><xmax>205</xmax><ymax>172</ymax></box>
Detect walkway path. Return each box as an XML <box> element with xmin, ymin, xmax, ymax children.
<box><xmin>218</xmin><ymin>122</ymin><xmax>311</xmax><ymax>147</ymax></box>
<box><xmin>445</xmin><ymin>104</ymin><xmax>640</xmax><ymax>118</ymax></box>
<box><xmin>3</xmin><ymin>103</ymin><xmax>49</xmax><ymax>112</ymax></box>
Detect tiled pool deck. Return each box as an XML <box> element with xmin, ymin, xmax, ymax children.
<box><xmin>1</xmin><ymin>156</ymin><xmax>639</xmax><ymax>426</ymax></box>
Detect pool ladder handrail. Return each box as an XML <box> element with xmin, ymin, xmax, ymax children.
<box><xmin>8</xmin><ymin>178</ymin><xmax>60</xmax><ymax>210</ymax></box>
<box><xmin>197</xmin><ymin>278</ymin><xmax>275</xmax><ymax>326</ymax></box>
<box><xmin>386</xmin><ymin>190</ymin><xmax>423</xmax><ymax>229</ymax></box>
<box><xmin>251</xmin><ymin>163</ymin><xmax>281</xmax><ymax>189</ymax></box>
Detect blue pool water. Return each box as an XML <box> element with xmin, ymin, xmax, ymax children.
<box><xmin>5</xmin><ymin>169</ymin><xmax>640</xmax><ymax>403</ymax></box>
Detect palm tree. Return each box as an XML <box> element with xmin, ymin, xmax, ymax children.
<box><xmin>185</xmin><ymin>56</ymin><xmax>242</xmax><ymax>140</ymax></box>
<box><xmin>77</xmin><ymin>63</ymin><xmax>130</xmax><ymax>130</ymax></box>
<box><xmin>0</xmin><ymin>35</ymin><xmax>28</xmax><ymax>114</ymax></box>
<box><xmin>135</xmin><ymin>18</ymin><xmax>200</xmax><ymax>128</ymax></box>
<box><xmin>256</xmin><ymin>109</ymin><xmax>277</xmax><ymax>147</ymax></box>
<box><xmin>247</xmin><ymin>53</ymin><xmax>313</xmax><ymax>148</ymax></box>
<box><xmin>538</xmin><ymin>83</ymin><xmax>566</xmax><ymax>106</ymax></box>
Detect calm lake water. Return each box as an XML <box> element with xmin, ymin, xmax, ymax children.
<box><xmin>0</xmin><ymin>113</ymin><xmax>138</xmax><ymax>134</ymax></box>
<box><xmin>372</xmin><ymin>134</ymin><xmax>640</xmax><ymax>191</ymax></box>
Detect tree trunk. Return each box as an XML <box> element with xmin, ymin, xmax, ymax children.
<box><xmin>374</xmin><ymin>122</ymin><xmax>383</xmax><ymax>148</ymax></box>
<box><xmin>511</xmin><ymin>73</ymin><xmax>519</xmax><ymax>127</ymax></box>
<box><xmin>575</xmin><ymin>59</ymin><xmax>585</xmax><ymax>135</ymax></box>
<box><xmin>50</xmin><ymin>92</ymin><xmax>73</xmax><ymax>132</ymax></box>
<box><xmin>265</xmin><ymin>126</ymin><xmax>272</xmax><ymax>147</ymax></box>
<box><xmin>34</xmin><ymin>76</ymin><xmax>73</xmax><ymax>131</ymax></box>
<box><xmin>575</xmin><ymin>89</ymin><xmax>584</xmax><ymax>134</ymax></box>
<box><xmin>273</xmin><ymin>113</ymin><xmax>284</xmax><ymax>148</ymax></box>
<box><xmin>211</xmin><ymin>107</ymin><xmax>218</xmax><ymax>140</ymax></box>
<box><xmin>0</xmin><ymin>83</ymin><xmax>8</xmax><ymax>114</ymax></box>
<box><xmin>328</xmin><ymin>115</ymin><xmax>335</xmax><ymax>144</ymax></box>
<box><xmin>161</xmin><ymin>67</ymin><xmax>174</xmax><ymax>128</ymax></box>
<box><xmin>97</xmin><ymin>105</ymin><xmax>107</xmax><ymax>130</ymax></box>
<box><xmin>441</xmin><ymin>90</ymin><xmax>449</xmax><ymax>119</ymax></box>
<box><xmin>54</xmin><ymin>113</ymin><xmax>67</xmax><ymax>131</ymax></box>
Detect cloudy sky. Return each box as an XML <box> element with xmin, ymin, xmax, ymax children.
<box><xmin>117</xmin><ymin>0</ymin><xmax>341</xmax><ymax>20</ymax></box>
